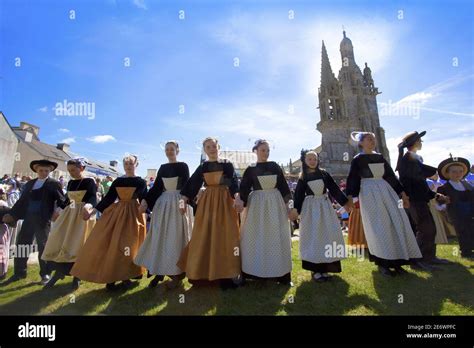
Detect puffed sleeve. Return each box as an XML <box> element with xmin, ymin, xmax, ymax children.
<box><xmin>95</xmin><ymin>180</ymin><xmax>118</xmax><ymax>213</ymax></box>
<box><xmin>137</xmin><ymin>178</ymin><xmax>148</xmax><ymax>201</ymax></box>
<box><xmin>84</xmin><ymin>179</ymin><xmax>97</xmax><ymax>206</ymax></box>
<box><xmin>275</xmin><ymin>163</ymin><xmax>292</xmax><ymax>203</ymax></box>
<box><xmin>239</xmin><ymin>166</ymin><xmax>252</xmax><ymax>207</ymax></box>
<box><xmin>145</xmin><ymin>166</ymin><xmax>164</xmax><ymax>209</ymax></box>
<box><xmin>346</xmin><ymin>157</ymin><xmax>361</xmax><ymax>197</ymax></box>
<box><xmin>293</xmin><ymin>178</ymin><xmax>306</xmax><ymax>214</ymax></box>
<box><xmin>382</xmin><ymin>158</ymin><xmax>404</xmax><ymax>196</ymax></box>
<box><xmin>180</xmin><ymin>164</ymin><xmax>204</xmax><ymax>201</ymax></box>
<box><xmin>181</xmin><ymin>162</ymin><xmax>190</xmax><ymax>184</ymax></box>
<box><xmin>323</xmin><ymin>170</ymin><xmax>348</xmax><ymax>206</ymax></box>
<box><xmin>226</xmin><ymin>162</ymin><xmax>239</xmax><ymax>197</ymax></box>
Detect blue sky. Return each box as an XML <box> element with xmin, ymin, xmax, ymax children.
<box><xmin>1</xmin><ymin>0</ymin><xmax>473</xmax><ymax>175</ymax></box>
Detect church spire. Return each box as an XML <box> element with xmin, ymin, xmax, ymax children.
<box><xmin>320</xmin><ymin>40</ymin><xmax>337</xmax><ymax>86</ymax></box>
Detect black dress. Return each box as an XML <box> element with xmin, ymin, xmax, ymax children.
<box><xmin>42</xmin><ymin>178</ymin><xmax>97</xmax><ymax>275</ymax></box>
<box><xmin>70</xmin><ymin>176</ymin><xmax>148</xmax><ymax>284</ymax></box>
<box><xmin>239</xmin><ymin>161</ymin><xmax>292</xmax><ymax>282</ymax></box>
<box><xmin>346</xmin><ymin>153</ymin><xmax>422</xmax><ymax>268</ymax></box>
<box><xmin>145</xmin><ymin>162</ymin><xmax>190</xmax><ymax>210</ymax></box>
<box><xmin>294</xmin><ymin>169</ymin><xmax>348</xmax><ymax>274</ymax></box>
<box><xmin>177</xmin><ymin>160</ymin><xmax>241</xmax><ymax>284</ymax></box>
<box><xmin>134</xmin><ymin>162</ymin><xmax>192</xmax><ymax>278</ymax></box>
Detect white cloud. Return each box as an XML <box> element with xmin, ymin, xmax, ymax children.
<box><xmin>132</xmin><ymin>0</ymin><xmax>147</xmax><ymax>10</ymax></box>
<box><xmin>60</xmin><ymin>137</ymin><xmax>76</xmax><ymax>144</ymax></box>
<box><xmin>210</xmin><ymin>13</ymin><xmax>401</xmax><ymax>96</ymax></box>
<box><xmin>58</xmin><ymin>128</ymin><xmax>70</xmax><ymax>133</ymax></box>
<box><xmin>380</xmin><ymin>74</ymin><xmax>474</xmax><ymax>118</ymax></box>
<box><xmin>396</xmin><ymin>92</ymin><xmax>433</xmax><ymax>105</ymax></box>
<box><xmin>164</xmin><ymin>101</ymin><xmax>319</xmax><ymax>163</ymax></box>
<box><xmin>87</xmin><ymin>135</ymin><xmax>116</xmax><ymax>143</ymax></box>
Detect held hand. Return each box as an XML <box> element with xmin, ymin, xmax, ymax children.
<box><xmin>436</xmin><ymin>193</ymin><xmax>450</xmax><ymax>205</ymax></box>
<box><xmin>82</xmin><ymin>208</ymin><xmax>93</xmax><ymax>221</ymax></box>
<box><xmin>51</xmin><ymin>210</ymin><xmax>61</xmax><ymax>222</ymax></box>
<box><xmin>2</xmin><ymin>214</ymin><xmax>14</xmax><ymax>224</ymax></box>
<box><xmin>401</xmin><ymin>192</ymin><xmax>410</xmax><ymax>209</ymax></box>
<box><xmin>344</xmin><ymin>201</ymin><xmax>353</xmax><ymax>214</ymax></box>
<box><xmin>179</xmin><ymin>197</ymin><xmax>188</xmax><ymax>215</ymax></box>
<box><xmin>234</xmin><ymin>197</ymin><xmax>244</xmax><ymax>213</ymax></box>
<box><xmin>138</xmin><ymin>200</ymin><xmax>148</xmax><ymax>214</ymax></box>
<box><xmin>288</xmin><ymin>208</ymin><xmax>299</xmax><ymax>221</ymax></box>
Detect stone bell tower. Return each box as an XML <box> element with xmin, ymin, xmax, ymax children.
<box><xmin>317</xmin><ymin>31</ymin><xmax>390</xmax><ymax>180</ymax></box>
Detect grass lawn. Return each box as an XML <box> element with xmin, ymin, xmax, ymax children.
<box><xmin>0</xmin><ymin>239</ymin><xmax>473</xmax><ymax>315</ymax></box>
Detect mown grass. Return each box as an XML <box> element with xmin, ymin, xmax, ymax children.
<box><xmin>0</xmin><ymin>239</ymin><xmax>473</xmax><ymax>315</ymax></box>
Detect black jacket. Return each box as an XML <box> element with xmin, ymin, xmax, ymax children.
<box><xmin>398</xmin><ymin>152</ymin><xmax>437</xmax><ymax>202</ymax></box>
<box><xmin>437</xmin><ymin>181</ymin><xmax>473</xmax><ymax>224</ymax></box>
<box><xmin>9</xmin><ymin>177</ymin><xmax>68</xmax><ymax>223</ymax></box>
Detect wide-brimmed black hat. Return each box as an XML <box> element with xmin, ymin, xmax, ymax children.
<box><xmin>30</xmin><ymin>159</ymin><xmax>58</xmax><ymax>173</ymax></box>
<box><xmin>399</xmin><ymin>130</ymin><xmax>426</xmax><ymax>148</ymax></box>
<box><xmin>438</xmin><ymin>155</ymin><xmax>470</xmax><ymax>181</ymax></box>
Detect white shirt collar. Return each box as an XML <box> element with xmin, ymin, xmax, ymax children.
<box><xmin>449</xmin><ymin>180</ymin><xmax>465</xmax><ymax>191</ymax></box>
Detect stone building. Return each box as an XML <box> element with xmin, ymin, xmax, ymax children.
<box><xmin>3</xmin><ymin>117</ymin><xmax>121</xmax><ymax>179</ymax></box>
<box><xmin>0</xmin><ymin>112</ymin><xmax>19</xmax><ymax>176</ymax></box>
<box><xmin>317</xmin><ymin>31</ymin><xmax>390</xmax><ymax>180</ymax></box>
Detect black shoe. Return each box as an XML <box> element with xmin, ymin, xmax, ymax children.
<box><xmin>220</xmin><ymin>279</ymin><xmax>239</xmax><ymax>290</ymax></box>
<box><xmin>430</xmin><ymin>257</ymin><xmax>450</xmax><ymax>265</ymax></box>
<box><xmin>40</xmin><ymin>275</ymin><xmax>51</xmax><ymax>286</ymax></box>
<box><xmin>121</xmin><ymin>280</ymin><xmax>133</xmax><ymax>289</ymax></box>
<box><xmin>312</xmin><ymin>273</ymin><xmax>327</xmax><ymax>283</ymax></box>
<box><xmin>148</xmin><ymin>276</ymin><xmax>161</xmax><ymax>288</ymax></box>
<box><xmin>378</xmin><ymin>266</ymin><xmax>396</xmax><ymax>277</ymax></box>
<box><xmin>411</xmin><ymin>261</ymin><xmax>436</xmax><ymax>272</ymax></box>
<box><xmin>71</xmin><ymin>277</ymin><xmax>80</xmax><ymax>291</ymax></box>
<box><xmin>394</xmin><ymin>266</ymin><xmax>409</xmax><ymax>275</ymax></box>
<box><xmin>43</xmin><ymin>272</ymin><xmax>65</xmax><ymax>289</ymax></box>
<box><xmin>1</xmin><ymin>273</ymin><xmax>27</xmax><ymax>285</ymax></box>
<box><xmin>105</xmin><ymin>282</ymin><xmax>118</xmax><ymax>291</ymax></box>
<box><xmin>0</xmin><ymin>274</ymin><xmax>6</xmax><ymax>281</ymax></box>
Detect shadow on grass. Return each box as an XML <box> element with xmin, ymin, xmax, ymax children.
<box><xmin>0</xmin><ymin>282</ymin><xmax>74</xmax><ymax>315</ymax></box>
<box><xmin>372</xmin><ymin>261</ymin><xmax>474</xmax><ymax>315</ymax></box>
<box><xmin>291</xmin><ymin>274</ymin><xmax>384</xmax><ymax>315</ymax></box>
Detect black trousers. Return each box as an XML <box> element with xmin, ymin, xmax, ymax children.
<box><xmin>14</xmin><ymin>214</ymin><xmax>52</xmax><ymax>277</ymax></box>
<box><xmin>408</xmin><ymin>201</ymin><xmax>437</xmax><ymax>262</ymax></box>
<box><xmin>453</xmin><ymin>219</ymin><xmax>474</xmax><ymax>256</ymax></box>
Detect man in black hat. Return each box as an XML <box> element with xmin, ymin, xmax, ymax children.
<box><xmin>396</xmin><ymin>131</ymin><xmax>450</xmax><ymax>270</ymax></box>
<box><xmin>437</xmin><ymin>155</ymin><xmax>473</xmax><ymax>258</ymax></box>
<box><xmin>2</xmin><ymin>159</ymin><xmax>67</xmax><ymax>285</ymax></box>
